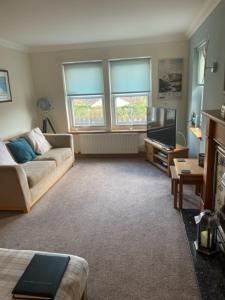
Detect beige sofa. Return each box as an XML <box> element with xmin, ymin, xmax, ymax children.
<box><xmin>0</xmin><ymin>133</ymin><xmax>74</xmax><ymax>213</ymax></box>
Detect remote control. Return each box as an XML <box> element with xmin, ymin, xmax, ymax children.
<box><xmin>181</xmin><ymin>169</ymin><xmax>191</xmax><ymax>174</ymax></box>
<box><xmin>177</xmin><ymin>159</ymin><xmax>186</xmax><ymax>162</ymax></box>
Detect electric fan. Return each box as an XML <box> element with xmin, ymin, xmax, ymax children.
<box><xmin>37</xmin><ymin>98</ymin><xmax>56</xmax><ymax>133</ymax></box>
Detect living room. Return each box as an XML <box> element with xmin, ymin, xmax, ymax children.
<box><xmin>0</xmin><ymin>1</ymin><xmax>225</xmax><ymax>299</ymax></box>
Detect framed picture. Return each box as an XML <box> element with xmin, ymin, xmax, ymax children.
<box><xmin>224</xmin><ymin>68</ymin><xmax>225</xmax><ymax>94</ymax></box>
<box><xmin>158</xmin><ymin>58</ymin><xmax>183</xmax><ymax>99</ymax></box>
<box><xmin>0</xmin><ymin>70</ymin><xmax>12</xmax><ymax>103</ymax></box>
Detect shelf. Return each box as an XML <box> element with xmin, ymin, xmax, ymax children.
<box><xmin>145</xmin><ymin>139</ymin><xmax>188</xmax><ymax>177</ymax></box>
<box><xmin>154</xmin><ymin>153</ymin><xmax>168</xmax><ymax>163</ymax></box>
<box><xmin>190</xmin><ymin>127</ymin><xmax>202</xmax><ymax>140</ymax></box>
<box><xmin>152</xmin><ymin>161</ymin><xmax>168</xmax><ymax>173</ymax></box>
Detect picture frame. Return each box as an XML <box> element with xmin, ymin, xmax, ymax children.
<box><xmin>0</xmin><ymin>69</ymin><xmax>12</xmax><ymax>103</ymax></box>
<box><xmin>224</xmin><ymin>67</ymin><xmax>225</xmax><ymax>94</ymax></box>
<box><xmin>158</xmin><ymin>58</ymin><xmax>183</xmax><ymax>99</ymax></box>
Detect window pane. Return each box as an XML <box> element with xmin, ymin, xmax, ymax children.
<box><xmin>114</xmin><ymin>94</ymin><xmax>148</xmax><ymax>125</ymax></box>
<box><xmin>71</xmin><ymin>97</ymin><xmax>105</xmax><ymax>127</ymax></box>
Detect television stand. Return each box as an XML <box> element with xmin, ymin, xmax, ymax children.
<box><xmin>144</xmin><ymin>138</ymin><xmax>189</xmax><ymax>176</ymax></box>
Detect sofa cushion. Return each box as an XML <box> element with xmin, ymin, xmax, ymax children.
<box><xmin>22</xmin><ymin>161</ymin><xmax>57</xmax><ymax>188</ymax></box>
<box><xmin>0</xmin><ymin>140</ymin><xmax>17</xmax><ymax>165</ymax></box>
<box><xmin>34</xmin><ymin>148</ymin><xmax>72</xmax><ymax>166</ymax></box>
<box><xmin>26</xmin><ymin>127</ymin><xmax>52</xmax><ymax>155</ymax></box>
<box><xmin>7</xmin><ymin>138</ymin><xmax>36</xmax><ymax>163</ymax></box>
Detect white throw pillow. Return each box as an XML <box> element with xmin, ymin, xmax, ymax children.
<box><xmin>0</xmin><ymin>140</ymin><xmax>17</xmax><ymax>165</ymax></box>
<box><xmin>26</xmin><ymin>127</ymin><xmax>52</xmax><ymax>155</ymax></box>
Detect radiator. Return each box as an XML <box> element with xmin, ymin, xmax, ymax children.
<box><xmin>79</xmin><ymin>133</ymin><xmax>139</xmax><ymax>154</ymax></box>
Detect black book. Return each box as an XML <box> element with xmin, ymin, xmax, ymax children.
<box><xmin>12</xmin><ymin>254</ymin><xmax>70</xmax><ymax>300</ymax></box>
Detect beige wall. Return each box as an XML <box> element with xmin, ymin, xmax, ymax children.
<box><xmin>30</xmin><ymin>40</ymin><xmax>189</xmax><ymax>149</ymax></box>
<box><xmin>0</xmin><ymin>45</ymin><xmax>36</xmax><ymax>139</ymax></box>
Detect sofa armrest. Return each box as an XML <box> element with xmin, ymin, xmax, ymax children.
<box><xmin>0</xmin><ymin>165</ymin><xmax>31</xmax><ymax>212</ymax></box>
<box><xmin>44</xmin><ymin>134</ymin><xmax>74</xmax><ymax>153</ymax></box>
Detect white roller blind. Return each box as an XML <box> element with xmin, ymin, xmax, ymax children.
<box><xmin>64</xmin><ymin>61</ymin><xmax>104</xmax><ymax>95</ymax></box>
<box><xmin>109</xmin><ymin>58</ymin><xmax>151</xmax><ymax>94</ymax></box>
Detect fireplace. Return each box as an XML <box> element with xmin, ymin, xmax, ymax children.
<box><xmin>214</xmin><ymin>145</ymin><xmax>225</xmax><ymax>250</ymax></box>
<box><xmin>202</xmin><ymin>111</ymin><xmax>225</xmax><ymax>251</ymax></box>
<box><xmin>202</xmin><ymin>110</ymin><xmax>225</xmax><ymax>209</ymax></box>
<box><xmin>214</xmin><ymin>145</ymin><xmax>225</xmax><ymax>214</ymax></box>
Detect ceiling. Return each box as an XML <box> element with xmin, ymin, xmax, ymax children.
<box><xmin>0</xmin><ymin>0</ymin><xmax>220</xmax><ymax>50</ymax></box>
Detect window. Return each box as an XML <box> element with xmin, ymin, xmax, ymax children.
<box><xmin>197</xmin><ymin>42</ymin><xmax>207</xmax><ymax>85</ymax></box>
<box><xmin>109</xmin><ymin>58</ymin><xmax>151</xmax><ymax>129</ymax></box>
<box><xmin>63</xmin><ymin>57</ymin><xmax>152</xmax><ymax>132</ymax></box>
<box><xmin>196</xmin><ymin>42</ymin><xmax>207</xmax><ymax>126</ymax></box>
<box><xmin>63</xmin><ymin>61</ymin><xmax>105</xmax><ymax>130</ymax></box>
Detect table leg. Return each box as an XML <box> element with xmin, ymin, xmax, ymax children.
<box><xmin>195</xmin><ymin>184</ymin><xmax>201</xmax><ymax>195</ymax></box>
<box><xmin>171</xmin><ymin>179</ymin><xmax>174</xmax><ymax>195</ymax></box>
<box><xmin>179</xmin><ymin>180</ymin><xmax>183</xmax><ymax>209</ymax></box>
<box><xmin>174</xmin><ymin>180</ymin><xmax>178</xmax><ymax>209</ymax></box>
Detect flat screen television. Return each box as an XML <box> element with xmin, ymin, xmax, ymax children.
<box><xmin>147</xmin><ymin>107</ymin><xmax>176</xmax><ymax>149</ymax></box>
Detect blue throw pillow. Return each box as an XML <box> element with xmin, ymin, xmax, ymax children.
<box><xmin>7</xmin><ymin>138</ymin><xmax>36</xmax><ymax>163</ymax></box>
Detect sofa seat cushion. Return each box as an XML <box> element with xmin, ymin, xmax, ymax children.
<box><xmin>34</xmin><ymin>148</ymin><xmax>72</xmax><ymax>166</ymax></box>
<box><xmin>22</xmin><ymin>161</ymin><xmax>57</xmax><ymax>188</ymax></box>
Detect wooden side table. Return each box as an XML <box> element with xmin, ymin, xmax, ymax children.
<box><xmin>173</xmin><ymin>159</ymin><xmax>204</xmax><ymax>209</ymax></box>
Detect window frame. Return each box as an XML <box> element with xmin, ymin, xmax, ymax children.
<box><xmin>67</xmin><ymin>94</ymin><xmax>106</xmax><ymax>131</ymax></box>
<box><xmin>109</xmin><ymin>57</ymin><xmax>152</xmax><ymax>130</ymax></box>
<box><xmin>63</xmin><ymin>60</ymin><xmax>107</xmax><ymax>131</ymax></box>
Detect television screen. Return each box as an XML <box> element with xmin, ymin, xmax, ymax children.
<box><xmin>147</xmin><ymin>107</ymin><xmax>176</xmax><ymax>149</ymax></box>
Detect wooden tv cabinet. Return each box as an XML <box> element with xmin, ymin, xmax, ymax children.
<box><xmin>144</xmin><ymin>138</ymin><xmax>189</xmax><ymax>176</ymax></box>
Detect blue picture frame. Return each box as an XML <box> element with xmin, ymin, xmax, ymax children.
<box><xmin>0</xmin><ymin>69</ymin><xmax>12</xmax><ymax>103</ymax></box>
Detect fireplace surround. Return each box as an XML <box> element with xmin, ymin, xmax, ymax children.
<box><xmin>202</xmin><ymin>110</ymin><xmax>225</xmax><ymax>250</ymax></box>
<box><xmin>202</xmin><ymin>110</ymin><xmax>225</xmax><ymax>210</ymax></box>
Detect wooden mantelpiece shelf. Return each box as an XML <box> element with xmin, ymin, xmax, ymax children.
<box><xmin>144</xmin><ymin>138</ymin><xmax>189</xmax><ymax>176</ymax></box>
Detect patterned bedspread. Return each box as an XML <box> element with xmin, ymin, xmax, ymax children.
<box><xmin>0</xmin><ymin>248</ymin><xmax>88</xmax><ymax>300</ymax></box>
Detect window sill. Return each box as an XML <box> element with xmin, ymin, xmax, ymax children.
<box><xmin>189</xmin><ymin>127</ymin><xmax>202</xmax><ymax>140</ymax></box>
<box><xmin>68</xmin><ymin>129</ymin><xmax>147</xmax><ymax>134</ymax></box>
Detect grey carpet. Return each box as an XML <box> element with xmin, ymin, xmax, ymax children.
<box><xmin>0</xmin><ymin>158</ymin><xmax>200</xmax><ymax>300</ymax></box>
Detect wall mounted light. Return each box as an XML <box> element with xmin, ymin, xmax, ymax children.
<box><xmin>205</xmin><ymin>62</ymin><xmax>218</xmax><ymax>73</ymax></box>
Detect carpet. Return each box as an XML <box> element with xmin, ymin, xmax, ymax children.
<box><xmin>0</xmin><ymin>158</ymin><xmax>200</xmax><ymax>300</ymax></box>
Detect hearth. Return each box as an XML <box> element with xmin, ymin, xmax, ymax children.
<box><xmin>182</xmin><ymin>209</ymin><xmax>225</xmax><ymax>300</ymax></box>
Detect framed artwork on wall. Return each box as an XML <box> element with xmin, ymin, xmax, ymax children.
<box><xmin>0</xmin><ymin>70</ymin><xmax>12</xmax><ymax>103</ymax></box>
<box><xmin>158</xmin><ymin>58</ymin><xmax>183</xmax><ymax>99</ymax></box>
<box><xmin>224</xmin><ymin>67</ymin><xmax>225</xmax><ymax>94</ymax></box>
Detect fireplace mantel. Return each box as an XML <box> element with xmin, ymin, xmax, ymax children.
<box><xmin>202</xmin><ymin>110</ymin><xmax>225</xmax><ymax>209</ymax></box>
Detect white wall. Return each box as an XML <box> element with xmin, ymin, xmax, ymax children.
<box><xmin>30</xmin><ymin>40</ymin><xmax>189</xmax><ymax>152</ymax></box>
<box><xmin>0</xmin><ymin>45</ymin><xmax>36</xmax><ymax>139</ymax></box>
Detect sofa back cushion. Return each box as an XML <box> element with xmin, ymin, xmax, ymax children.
<box><xmin>0</xmin><ymin>140</ymin><xmax>17</xmax><ymax>165</ymax></box>
<box><xmin>26</xmin><ymin>127</ymin><xmax>52</xmax><ymax>155</ymax></box>
<box><xmin>7</xmin><ymin>138</ymin><xmax>36</xmax><ymax>163</ymax></box>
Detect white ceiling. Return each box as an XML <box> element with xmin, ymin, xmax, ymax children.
<box><xmin>0</xmin><ymin>0</ymin><xmax>220</xmax><ymax>50</ymax></box>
